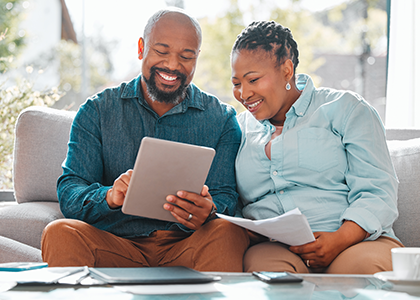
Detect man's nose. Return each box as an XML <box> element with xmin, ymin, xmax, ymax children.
<box><xmin>162</xmin><ymin>53</ymin><xmax>181</xmax><ymax>71</ymax></box>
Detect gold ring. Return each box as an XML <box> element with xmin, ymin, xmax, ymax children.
<box><xmin>187</xmin><ymin>213</ymin><xmax>193</xmax><ymax>221</ymax></box>
<box><xmin>306</xmin><ymin>260</ymin><xmax>310</xmax><ymax>268</ymax></box>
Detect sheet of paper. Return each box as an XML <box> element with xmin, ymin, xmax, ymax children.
<box><xmin>0</xmin><ymin>267</ymin><xmax>85</xmax><ymax>285</ymax></box>
<box><xmin>115</xmin><ymin>282</ymin><xmax>222</xmax><ymax>295</ymax></box>
<box><xmin>217</xmin><ymin>208</ymin><xmax>315</xmax><ymax>246</ymax></box>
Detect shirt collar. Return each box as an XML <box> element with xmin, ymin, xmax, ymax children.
<box><xmin>120</xmin><ymin>74</ymin><xmax>205</xmax><ymax>111</ymax></box>
<box><xmin>289</xmin><ymin>74</ymin><xmax>314</xmax><ymax>118</ymax></box>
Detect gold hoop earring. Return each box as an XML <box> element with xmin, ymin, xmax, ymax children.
<box><xmin>286</xmin><ymin>82</ymin><xmax>291</xmax><ymax>91</ymax></box>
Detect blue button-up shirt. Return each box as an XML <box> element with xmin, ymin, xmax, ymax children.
<box><xmin>57</xmin><ymin>74</ymin><xmax>241</xmax><ymax>238</ymax></box>
<box><xmin>236</xmin><ymin>74</ymin><xmax>399</xmax><ymax>241</ymax></box>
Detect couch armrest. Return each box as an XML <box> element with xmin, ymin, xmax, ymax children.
<box><xmin>387</xmin><ymin>137</ymin><xmax>420</xmax><ymax>247</ymax></box>
<box><xmin>13</xmin><ymin>106</ymin><xmax>76</xmax><ymax>203</ymax></box>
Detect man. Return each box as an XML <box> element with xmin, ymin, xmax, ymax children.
<box><xmin>41</xmin><ymin>8</ymin><xmax>249</xmax><ymax>271</ymax></box>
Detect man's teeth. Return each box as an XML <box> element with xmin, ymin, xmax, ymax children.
<box><xmin>159</xmin><ymin>73</ymin><xmax>177</xmax><ymax>81</ymax></box>
<box><xmin>248</xmin><ymin>100</ymin><xmax>262</xmax><ymax>108</ymax></box>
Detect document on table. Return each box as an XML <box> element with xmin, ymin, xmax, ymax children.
<box><xmin>217</xmin><ymin>208</ymin><xmax>315</xmax><ymax>246</ymax></box>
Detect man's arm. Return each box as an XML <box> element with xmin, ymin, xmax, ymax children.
<box><xmin>57</xmin><ymin>99</ymin><xmax>117</xmax><ymax>223</ymax></box>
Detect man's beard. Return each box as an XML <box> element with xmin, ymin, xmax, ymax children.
<box><xmin>143</xmin><ymin>66</ymin><xmax>188</xmax><ymax>105</ymax></box>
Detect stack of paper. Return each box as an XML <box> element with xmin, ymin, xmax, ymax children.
<box><xmin>217</xmin><ymin>208</ymin><xmax>315</xmax><ymax>246</ymax></box>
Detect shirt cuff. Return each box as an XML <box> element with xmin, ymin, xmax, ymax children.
<box><xmin>340</xmin><ymin>207</ymin><xmax>381</xmax><ymax>241</ymax></box>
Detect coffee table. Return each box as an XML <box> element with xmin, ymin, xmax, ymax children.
<box><xmin>1</xmin><ymin>271</ymin><xmax>420</xmax><ymax>299</ymax></box>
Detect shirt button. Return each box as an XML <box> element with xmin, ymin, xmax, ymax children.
<box><xmin>299</xmin><ymin>112</ymin><xmax>303</xmax><ymax>116</ymax></box>
<box><xmin>273</xmin><ymin>171</ymin><xmax>278</xmax><ymax>176</ymax></box>
<box><xmin>279</xmin><ymin>190</ymin><xmax>284</xmax><ymax>194</ymax></box>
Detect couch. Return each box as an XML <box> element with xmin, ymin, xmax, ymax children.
<box><xmin>0</xmin><ymin>106</ymin><xmax>419</xmax><ymax>263</ymax></box>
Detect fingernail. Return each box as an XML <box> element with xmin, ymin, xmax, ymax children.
<box><xmin>177</xmin><ymin>191</ymin><xmax>185</xmax><ymax>197</ymax></box>
<box><xmin>164</xmin><ymin>204</ymin><xmax>171</xmax><ymax>210</ymax></box>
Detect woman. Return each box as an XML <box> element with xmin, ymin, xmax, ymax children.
<box><xmin>231</xmin><ymin>20</ymin><xmax>403</xmax><ymax>274</ymax></box>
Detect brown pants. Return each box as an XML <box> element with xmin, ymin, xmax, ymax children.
<box><xmin>41</xmin><ymin>218</ymin><xmax>249</xmax><ymax>272</ymax></box>
<box><xmin>244</xmin><ymin>236</ymin><xmax>404</xmax><ymax>274</ymax></box>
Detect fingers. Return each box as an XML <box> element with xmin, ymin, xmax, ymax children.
<box><xmin>163</xmin><ymin>186</ymin><xmax>214</xmax><ymax>230</ymax></box>
<box><xmin>106</xmin><ymin>170</ymin><xmax>133</xmax><ymax>209</ymax></box>
<box><xmin>289</xmin><ymin>239</ymin><xmax>318</xmax><ymax>255</ymax></box>
<box><xmin>200</xmin><ymin>185</ymin><xmax>210</xmax><ymax>197</ymax></box>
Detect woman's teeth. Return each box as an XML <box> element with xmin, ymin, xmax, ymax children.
<box><xmin>248</xmin><ymin>100</ymin><xmax>262</xmax><ymax>108</ymax></box>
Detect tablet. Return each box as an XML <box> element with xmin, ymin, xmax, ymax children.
<box><xmin>89</xmin><ymin>266</ymin><xmax>221</xmax><ymax>285</ymax></box>
<box><xmin>122</xmin><ymin>137</ymin><xmax>216</xmax><ymax>222</ymax></box>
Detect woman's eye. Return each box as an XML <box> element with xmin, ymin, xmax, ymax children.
<box><xmin>250</xmin><ymin>78</ymin><xmax>259</xmax><ymax>83</ymax></box>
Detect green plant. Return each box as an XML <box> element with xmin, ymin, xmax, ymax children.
<box><xmin>0</xmin><ymin>31</ymin><xmax>63</xmax><ymax>189</ymax></box>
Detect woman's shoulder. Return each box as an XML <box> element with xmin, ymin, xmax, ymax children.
<box><xmin>315</xmin><ymin>86</ymin><xmax>362</xmax><ymax>102</ymax></box>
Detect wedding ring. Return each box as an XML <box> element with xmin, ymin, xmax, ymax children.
<box><xmin>187</xmin><ymin>213</ymin><xmax>193</xmax><ymax>221</ymax></box>
<box><xmin>306</xmin><ymin>260</ymin><xmax>310</xmax><ymax>268</ymax></box>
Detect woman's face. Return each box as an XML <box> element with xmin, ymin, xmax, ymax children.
<box><xmin>231</xmin><ymin>49</ymin><xmax>292</xmax><ymax>124</ymax></box>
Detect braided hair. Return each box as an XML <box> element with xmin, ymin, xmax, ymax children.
<box><xmin>232</xmin><ymin>21</ymin><xmax>299</xmax><ymax>72</ymax></box>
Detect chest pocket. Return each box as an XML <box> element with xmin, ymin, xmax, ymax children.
<box><xmin>298</xmin><ymin>128</ymin><xmax>339</xmax><ymax>172</ymax></box>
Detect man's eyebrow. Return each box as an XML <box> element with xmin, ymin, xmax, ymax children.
<box><xmin>154</xmin><ymin>43</ymin><xmax>198</xmax><ymax>55</ymax></box>
<box><xmin>183</xmin><ymin>48</ymin><xmax>198</xmax><ymax>55</ymax></box>
<box><xmin>154</xmin><ymin>42</ymin><xmax>170</xmax><ymax>48</ymax></box>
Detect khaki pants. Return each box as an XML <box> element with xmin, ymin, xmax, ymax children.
<box><xmin>244</xmin><ymin>235</ymin><xmax>404</xmax><ymax>274</ymax></box>
<box><xmin>41</xmin><ymin>218</ymin><xmax>249</xmax><ymax>272</ymax></box>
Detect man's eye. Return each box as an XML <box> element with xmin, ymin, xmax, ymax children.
<box><xmin>155</xmin><ymin>50</ymin><xmax>168</xmax><ymax>55</ymax></box>
<box><xmin>180</xmin><ymin>55</ymin><xmax>195</xmax><ymax>60</ymax></box>
<box><xmin>250</xmin><ymin>78</ymin><xmax>259</xmax><ymax>83</ymax></box>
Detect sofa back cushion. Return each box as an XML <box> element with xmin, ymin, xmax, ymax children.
<box><xmin>13</xmin><ymin>106</ymin><xmax>75</xmax><ymax>203</ymax></box>
<box><xmin>387</xmin><ymin>134</ymin><xmax>420</xmax><ymax>247</ymax></box>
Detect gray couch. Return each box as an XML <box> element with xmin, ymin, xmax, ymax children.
<box><xmin>0</xmin><ymin>106</ymin><xmax>419</xmax><ymax>263</ymax></box>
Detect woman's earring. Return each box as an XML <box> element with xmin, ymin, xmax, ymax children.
<box><xmin>286</xmin><ymin>82</ymin><xmax>291</xmax><ymax>91</ymax></box>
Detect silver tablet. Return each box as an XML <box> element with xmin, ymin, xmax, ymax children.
<box><xmin>122</xmin><ymin>137</ymin><xmax>215</xmax><ymax>222</ymax></box>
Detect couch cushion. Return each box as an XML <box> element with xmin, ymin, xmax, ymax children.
<box><xmin>0</xmin><ymin>202</ymin><xmax>63</xmax><ymax>249</ymax></box>
<box><xmin>387</xmin><ymin>138</ymin><xmax>420</xmax><ymax>247</ymax></box>
<box><xmin>0</xmin><ymin>235</ymin><xmax>42</xmax><ymax>263</ymax></box>
<box><xmin>13</xmin><ymin>106</ymin><xmax>75</xmax><ymax>203</ymax></box>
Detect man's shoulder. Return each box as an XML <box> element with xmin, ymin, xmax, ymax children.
<box><xmin>80</xmin><ymin>76</ymin><xmax>140</xmax><ymax>110</ymax></box>
<box><xmin>189</xmin><ymin>83</ymin><xmax>236</xmax><ymax>116</ymax></box>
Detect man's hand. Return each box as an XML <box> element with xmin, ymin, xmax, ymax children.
<box><xmin>289</xmin><ymin>221</ymin><xmax>368</xmax><ymax>269</ymax></box>
<box><xmin>163</xmin><ymin>185</ymin><xmax>214</xmax><ymax>230</ymax></box>
<box><xmin>106</xmin><ymin>170</ymin><xmax>133</xmax><ymax>209</ymax></box>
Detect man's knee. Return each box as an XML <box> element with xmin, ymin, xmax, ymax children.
<box><xmin>204</xmin><ymin>218</ymin><xmax>248</xmax><ymax>241</ymax></box>
<box><xmin>42</xmin><ymin>219</ymin><xmax>84</xmax><ymax>244</ymax></box>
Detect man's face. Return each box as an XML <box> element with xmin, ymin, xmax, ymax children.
<box><xmin>141</xmin><ymin>13</ymin><xmax>200</xmax><ymax>105</ymax></box>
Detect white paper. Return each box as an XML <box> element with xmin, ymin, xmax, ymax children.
<box><xmin>0</xmin><ymin>267</ymin><xmax>85</xmax><ymax>285</ymax></box>
<box><xmin>217</xmin><ymin>208</ymin><xmax>315</xmax><ymax>246</ymax></box>
<box><xmin>115</xmin><ymin>282</ymin><xmax>222</xmax><ymax>295</ymax></box>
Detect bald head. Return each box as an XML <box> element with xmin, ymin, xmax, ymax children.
<box><xmin>143</xmin><ymin>8</ymin><xmax>202</xmax><ymax>47</ymax></box>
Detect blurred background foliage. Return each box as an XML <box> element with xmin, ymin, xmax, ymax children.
<box><xmin>0</xmin><ymin>0</ymin><xmax>387</xmax><ymax>189</ymax></box>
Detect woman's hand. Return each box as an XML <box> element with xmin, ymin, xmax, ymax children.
<box><xmin>163</xmin><ymin>185</ymin><xmax>215</xmax><ymax>230</ymax></box>
<box><xmin>289</xmin><ymin>221</ymin><xmax>368</xmax><ymax>269</ymax></box>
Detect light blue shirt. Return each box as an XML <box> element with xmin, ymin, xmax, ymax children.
<box><xmin>235</xmin><ymin>74</ymin><xmax>399</xmax><ymax>241</ymax></box>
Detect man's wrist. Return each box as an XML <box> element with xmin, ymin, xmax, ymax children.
<box><xmin>204</xmin><ymin>204</ymin><xmax>217</xmax><ymax>224</ymax></box>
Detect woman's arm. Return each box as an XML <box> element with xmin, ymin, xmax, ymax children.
<box><xmin>289</xmin><ymin>220</ymin><xmax>368</xmax><ymax>268</ymax></box>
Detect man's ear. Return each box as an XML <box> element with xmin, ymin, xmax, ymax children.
<box><xmin>138</xmin><ymin>37</ymin><xmax>144</xmax><ymax>60</ymax></box>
